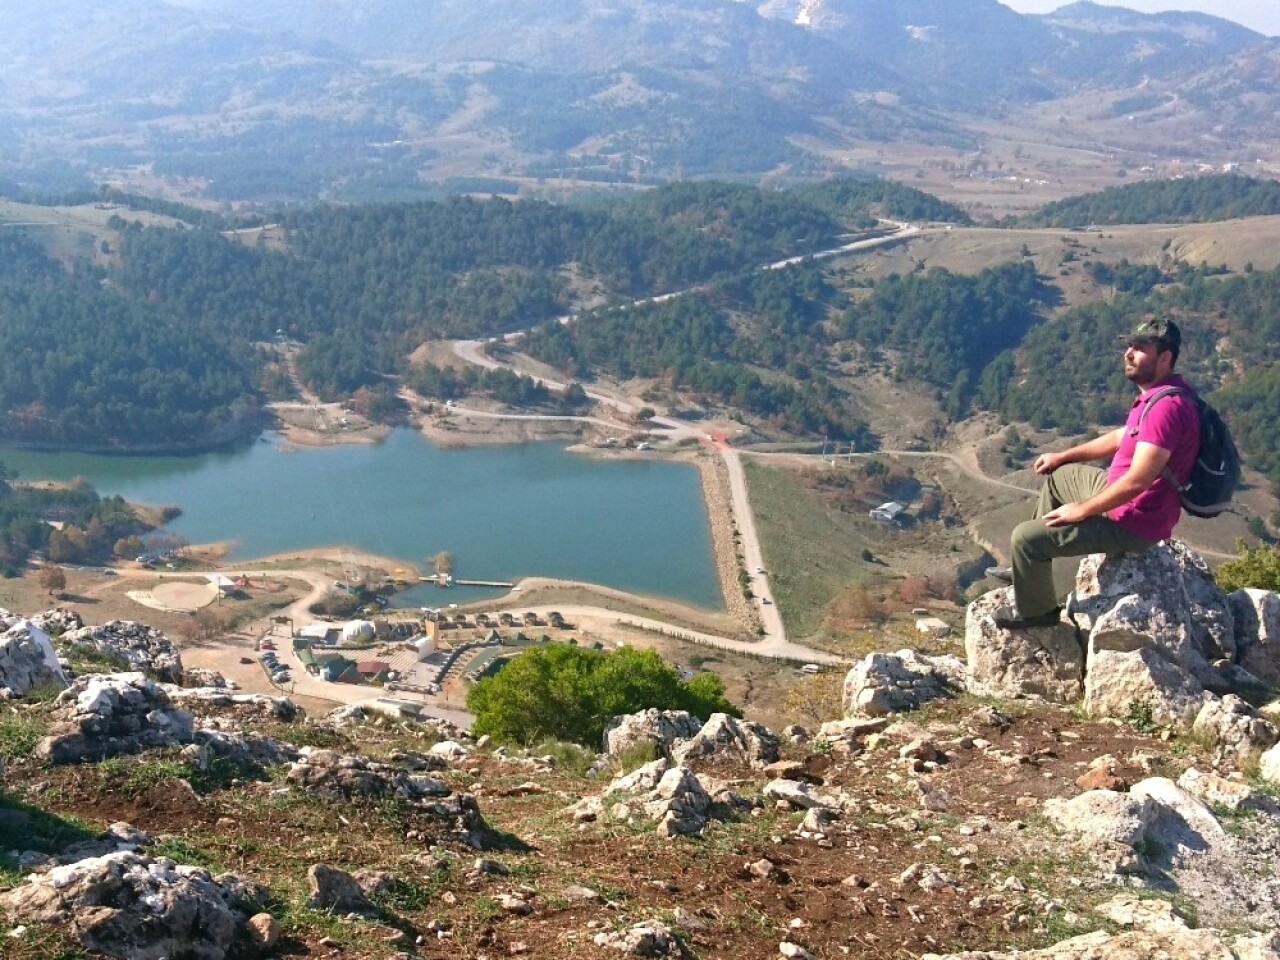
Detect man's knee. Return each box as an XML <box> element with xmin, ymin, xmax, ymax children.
<box><xmin>1011</xmin><ymin>519</ymin><xmax>1054</xmax><ymax>562</ymax></box>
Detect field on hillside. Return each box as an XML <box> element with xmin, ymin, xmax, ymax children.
<box><xmin>848</xmin><ymin>217</ymin><xmax>1280</xmax><ymax>306</ymax></box>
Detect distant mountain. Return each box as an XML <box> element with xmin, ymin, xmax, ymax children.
<box><xmin>0</xmin><ymin>0</ymin><xmax>1271</xmax><ymax>203</ymax></box>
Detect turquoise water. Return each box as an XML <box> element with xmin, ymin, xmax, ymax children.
<box><xmin>0</xmin><ymin>430</ymin><xmax>722</xmax><ymax>609</ymax></box>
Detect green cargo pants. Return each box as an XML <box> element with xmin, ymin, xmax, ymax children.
<box><xmin>1011</xmin><ymin>463</ymin><xmax>1160</xmax><ymax>618</ymax></box>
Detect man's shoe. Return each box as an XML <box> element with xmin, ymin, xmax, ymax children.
<box><xmin>993</xmin><ymin>607</ymin><xmax>1062</xmax><ymax>630</ymax></box>
<box><xmin>985</xmin><ymin>566</ymin><xmax>1013</xmax><ymax>584</ymax></box>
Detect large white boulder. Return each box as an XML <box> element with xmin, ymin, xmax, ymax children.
<box><xmin>965</xmin><ymin>587</ymin><xmax>1083</xmax><ymax>703</ymax></box>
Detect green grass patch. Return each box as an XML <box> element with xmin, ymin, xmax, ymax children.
<box><xmin>150</xmin><ymin>836</ymin><xmax>226</xmax><ymax>874</ymax></box>
<box><xmin>57</xmin><ymin>644</ymin><xmax>130</xmax><ymax>675</ymax></box>
<box><xmin>96</xmin><ymin>756</ymin><xmax>194</xmax><ymax>799</ymax></box>
<box><xmin>611</xmin><ymin>739</ymin><xmax>661</xmax><ymax>774</ymax></box>
<box><xmin>0</xmin><ymin>713</ymin><xmax>49</xmax><ymax>760</ymax></box>
<box><xmin>17</xmin><ymin>682</ymin><xmax>66</xmax><ymax>705</ymax></box>
<box><xmin>0</xmin><ymin>917</ymin><xmax>92</xmax><ymax>960</ymax></box>
<box><xmin>743</xmin><ymin>460</ymin><xmax>876</xmax><ymax>639</ymax></box>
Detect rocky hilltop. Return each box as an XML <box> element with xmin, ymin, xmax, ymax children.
<box><xmin>3</xmin><ymin>540</ymin><xmax>1280</xmax><ymax>959</ymax></box>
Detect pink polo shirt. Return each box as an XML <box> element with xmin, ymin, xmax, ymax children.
<box><xmin>1106</xmin><ymin>374</ymin><xmax>1200</xmax><ymax>542</ymax></box>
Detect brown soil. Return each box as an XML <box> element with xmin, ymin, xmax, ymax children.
<box><xmin>2</xmin><ymin>695</ymin><xmax>1199</xmax><ymax>960</ymax></box>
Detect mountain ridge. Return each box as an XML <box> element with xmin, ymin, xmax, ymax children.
<box><xmin>0</xmin><ymin>0</ymin><xmax>1274</xmax><ymax>202</ymax></box>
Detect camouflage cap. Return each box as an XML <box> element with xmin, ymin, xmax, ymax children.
<box><xmin>1121</xmin><ymin>317</ymin><xmax>1181</xmax><ymax>353</ymax></box>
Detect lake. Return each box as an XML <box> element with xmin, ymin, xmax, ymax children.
<box><xmin>0</xmin><ymin>429</ymin><xmax>722</xmax><ymax>610</ymax></box>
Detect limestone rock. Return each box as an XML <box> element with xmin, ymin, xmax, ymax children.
<box><xmin>0</xmin><ymin>851</ymin><xmax>245</xmax><ymax>960</ymax></box>
<box><xmin>1130</xmin><ymin>777</ymin><xmax>1226</xmax><ymax>858</ymax></box>
<box><xmin>670</xmin><ymin>713</ymin><xmax>779</xmax><ymax>768</ymax></box>
<box><xmin>34</xmin><ymin>673</ymin><xmax>195</xmax><ymax>764</ymax></box>
<box><xmin>180</xmin><ymin>669</ymin><xmax>227</xmax><ymax>689</ymax></box>
<box><xmin>1257</xmin><ymin>741</ymin><xmax>1280</xmax><ymax>786</ymax></box>
<box><xmin>306</xmin><ymin>863</ymin><xmax>376</xmax><ymax>914</ymax></box>
<box><xmin>0</xmin><ymin>619</ymin><xmax>69</xmax><ymax>698</ymax></box>
<box><xmin>27</xmin><ymin>607</ymin><xmax>84</xmax><ymax>636</ymax></box>
<box><xmin>1068</xmin><ymin>546</ymin><xmax>1222</xmax><ymax>685</ymax></box>
<box><xmin>428</xmin><ymin>739</ymin><xmax>470</xmax><ymax>761</ymax></box>
<box><xmin>1176</xmin><ymin>767</ymin><xmax>1265</xmax><ymax>813</ymax></box>
<box><xmin>603</xmin><ymin>709</ymin><xmax>704</xmax><ymax>758</ymax></box>
<box><xmin>570</xmin><ymin>759</ymin><xmax>717</xmax><ymax>837</ymax></box>
<box><xmin>593</xmin><ymin>919</ymin><xmax>681</xmax><ymax>957</ymax></box>
<box><xmin>1042</xmin><ymin>789</ymin><xmax>1155</xmax><ymax>874</ymax></box>
<box><xmin>646</xmin><ymin>767</ymin><xmax>712</xmax><ymax>837</ymax></box>
<box><xmin>61</xmin><ymin>620</ymin><xmax>183</xmax><ymax>682</ymax></box>
<box><xmin>1231</xmin><ymin>588</ymin><xmax>1280</xmax><ymax>686</ymax></box>
<box><xmin>287</xmin><ymin>748</ymin><xmax>488</xmax><ymax>849</ymax></box>
<box><xmin>1084</xmin><ymin>647</ymin><xmax>1206</xmax><ymax>726</ymax></box>
<box><xmin>965</xmin><ymin>588</ymin><xmax>1083</xmax><ymax>703</ymax></box>
<box><xmin>245</xmin><ymin>913</ymin><xmax>281</xmax><ymax>949</ymax></box>
<box><xmin>842</xmin><ymin>648</ymin><xmax>966</xmax><ymax>718</ymax></box>
<box><xmin>919</xmin><ymin>892</ymin><xmax>1280</xmax><ymax>960</ymax></box>
<box><xmin>1192</xmin><ymin>694</ymin><xmax>1279</xmax><ymax>760</ymax></box>
<box><xmin>762</xmin><ymin>779</ymin><xmax>842</xmax><ymax>812</ymax></box>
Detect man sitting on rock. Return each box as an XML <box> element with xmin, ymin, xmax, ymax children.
<box><xmin>990</xmin><ymin>317</ymin><xmax>1200</xmax><ymax>630</ymax></box>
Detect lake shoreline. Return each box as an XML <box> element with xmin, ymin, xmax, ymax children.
<box><xmin>5</xmin><ymin>423</ymin><xmax>732</xmax><ymax>618</ymax></box>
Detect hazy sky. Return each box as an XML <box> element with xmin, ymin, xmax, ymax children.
<box><xmin>1001</xmin><ymin>1</ymin><xmax>1279</xmax><ymax>37</ymax></box>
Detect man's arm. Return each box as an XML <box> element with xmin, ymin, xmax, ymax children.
<box><xmin>1032</xmin><ymin>426</ymin><xmax>1125</xmax><ymax>476</ymax></box>
<box><xmin>1042</xmin><ymin>441</ymin><xmax>1171</xmax><ymax>527</ymax></box>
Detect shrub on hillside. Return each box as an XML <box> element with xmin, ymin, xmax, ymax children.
<box><xmin>1214</xmin><ymin>542</ymin><xmax>1280</xmax><ymax>593</ymax></box>
<box><xmin>465</xmin><ymin>645</ymin><xmax>740</xmax><ymax>748</ymax></box>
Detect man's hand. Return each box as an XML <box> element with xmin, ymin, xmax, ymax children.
<box><xmin>1033</xmin><ymin>452</ymin><xmax>1063</xmax><ymax>476</ymax></box>
<box><xmin>1042</xmin><ymin>502</ymin><xmax>1092</xmax><ymax>527</ymax></box>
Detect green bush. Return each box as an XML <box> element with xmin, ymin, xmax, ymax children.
<box><xmin>1215</xmin><ymin>543</ymin><xmax>1280</xmax><ymax>593</ymax></box>
<box><xmin>466</xmin><ymin>645</ymin><xmax>739</xmax><ymax>748</ymax></box>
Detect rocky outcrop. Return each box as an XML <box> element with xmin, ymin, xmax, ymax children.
<box><xmin>966</xmin><ymin>542</ymin><xmax>1280</xmax><ymax>743</ymax></box>
<box><xmin>1044</xmin><ymin>776</ymin><xmax>1233</xmax><ymax>880</ymax></box>
<box><xmin>306</xmin><ymin>863</ymin><xmax>376</xmax><ymax>915</ymax></box>
<box><xmin>1192</xmin><ymin>694</ymin><xmax>1280</xmax><ymax>762</ymax></box>
<box><xmin>570</xmin><ymin>758</ymin><xmax>730</xmax><ymax>837</ymax></box>
<box><xmin>842</xmin><ymin>649</ymin><xmax>966</xmax><ymax>718</ymax></box>
<box><xmin>34</xmin><ymin>674</ymin><xmax>194</xmax><ymax>764</ymax></box>
<box><xmin>0</xmin><ymin>618</ymin><xmax>68</xmax><ymax>698</ymax></box>
<box><xmin>920</xmin><ymin>893</ymin><xmax>1280</xmax><ymax>960</ymax></box>
<box><xmin>965</xmin><ymin>587</ymin><xmax>1083</xmax><ymax>702</ymax></box>
<box><xmin>285</xmin><ymin>747</ymin><xmax>489</xmax><ymax>849</ymax></box>
<box><xmin>61</xmin><ymin>620</ymin><xmax>183</xmax><ymax>682</ymax></box>
<box><xmin>0</xmin><ymin>850</ymin><xmax>253</xmax><ymax>960</ymax></box>
<box><xmin>594</xmin><ymin>919</ymin><xmax>682</xmax><ymax>957</ymax></box>
<box><xmin>1042</xmin><ymin>789</ymin><xmax>1156</xmax><ymax>875</ymax></box>
<box><xmin>25</xmin><ymin>607</ymin><xmax>83</xmax><ymax>636</ymax></box>
<box><xmin>670</xmin><ymin>713</ymin><xmax>778</xmax><ymax>768</ymax></box>
<box><xmin>604</xmin><ymin>709</ymin><xmax>704</xmax><ymax>759</ymax></box>
<box><xmin>1231</xmin><ymin>588</ymin><xmax>1280</xmax><ymax>686</ymax></box>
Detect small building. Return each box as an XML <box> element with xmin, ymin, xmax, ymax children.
<box><xmin>299</xmin><ymin>623</ymin><xmax>339</xmax><ymax>646</ymax></box>
<box><xmin>206</xmin><ymin>574</ymin><xmax>236</xmax><ymax>597</ymax></box>
<box><xmin>318</xmin><ymin>655</ymin><xmax>361</xmax><ymax>684</ymax></box>
<box><xmin>356</xmin><ymin>660</ymin><xmax>391</xmax><ymax>683</ymax></box>
<box><xmin>870</xmin><ymin>501</ymin><xmax>906</xmax><ymax>523</ymax></box>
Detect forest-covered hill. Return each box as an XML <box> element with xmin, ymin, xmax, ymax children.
<box><xmin>5</xmin><ymin>174</ymin><xmax>1280</xmax><ymax>498</ymax></box>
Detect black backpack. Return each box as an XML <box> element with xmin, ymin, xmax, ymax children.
<box><xmin>1136</xmin><ymin>386</ymin><xmax>1241</xmax><ymax>518</ymax></box>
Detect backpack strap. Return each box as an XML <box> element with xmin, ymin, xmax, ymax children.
<box><xmin>1131</xmin><ymin>386</ymin><xmax>1192</xmax><ymax>490</ymax></box>
<box><xmin>1131</xmin><ymin>386</ymin><xmax>1185</xmax><ymax>436</ymax></box>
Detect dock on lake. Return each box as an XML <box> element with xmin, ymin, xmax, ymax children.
<box><xmin>419</xmin><ymin>574</ymin><xmax>513</xmax><ymax>589</ymax></box>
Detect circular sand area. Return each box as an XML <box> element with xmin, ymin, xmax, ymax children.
<box><xmin>127</xmin><ymin>581</ymin><xmax>219</xmax><ymax>613</ymax></box>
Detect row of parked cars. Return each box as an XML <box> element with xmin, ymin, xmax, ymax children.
<box><xmin>258</xmin><ymin>640</ymin><xmax>291</xmax><ymax>686</ymax></box>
